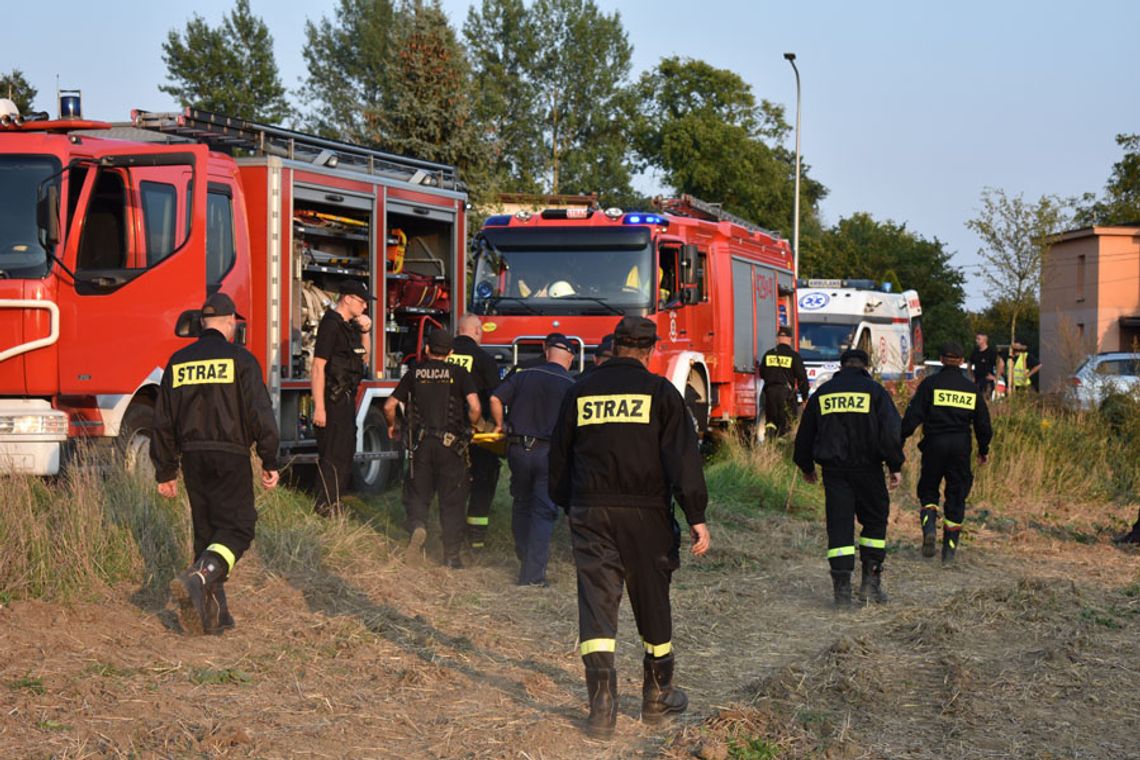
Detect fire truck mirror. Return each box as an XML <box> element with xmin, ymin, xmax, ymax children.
<box><xmin>175</xmin><ymin>310</ymin><xmax>204</xmax><ymax>339</ymax></box>
<box><xmin>680</xmin><ymin>245</ymin><xmax>699</xmax><ymax>286</ymax></box>
<box><xmin>235</xmin><ymin>322</ymin><xmax>248</xmax><ymax>347</ymax></box>
<box><xmin>680</xmin><ymin>284</ymin><xmax>700</xmax><ymax>306</ymax></box>
<box><xmin>37</xmin><ymin>184</ymin><xmax>60</xmax><ymax>246</ymax></box>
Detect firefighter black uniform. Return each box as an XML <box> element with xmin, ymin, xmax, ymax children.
<box><xmin>312</xmin><ymin>280</ymin><xmax>373</xmax><ymax>516</ymax></box>
<box><xmin>151</xmin><ymin>293</ymin><xmax>280</xmax><ymax>635</ymax></box>
<box><xmin>449</xmin><ymin>329</ymin><xmax>502</xmax><ymax>548</ymax></box>
<box><xmin>759</xmin><ymin>326</ymin><xmax>810</xmax><ymax>437</ymax></box>
<box><xmin>901</xmin><ymin>342</ymin><xmax>993</xmax><ymax>562</ymax></box>
<box><xmin>793</xmin><ymin>348</ymin><xmax>904</xmax><ymax>606</ymax></box>
<box><xmin>388</xmin><ymin>329</ymin><xmax>479</xmax><ymax>567</ymax></box>
<box><xmin>550</xmin><ymin>316</ymin><xmax>709</xmax><ymax>738</ymax></box>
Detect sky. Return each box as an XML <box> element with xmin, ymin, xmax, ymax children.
<box><xmin>6</xmin><ymin>0</ymin><xmax>1139</xmax><ymax>309</ymax></box>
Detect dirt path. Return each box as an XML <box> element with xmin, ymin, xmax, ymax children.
<box><xmin>1</xmin><ymin>502</ymin><xmax>1137</xmax><ymax>759</ymax></box>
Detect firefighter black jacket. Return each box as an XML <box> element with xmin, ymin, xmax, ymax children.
<box><xmin>759</xmin><ymin>343</ymin><xmax>810</xmax><ymax>399</ymax></box>
<box><xmin>901</xmin><ymin>366</ymin><xmax>993</xmax><ymax>456</ymax></box>
<box><xmin>151</xmin><ymin>329</ymin><xmax>280</xmax><ymax>483</ymax></box>
<box><xmin>793</xmin><ymin>366</ymin><xmax>905</xmax><ymax>474</ymax></box>
<box><xmin>549</xmin><ymin>357</ymin><xmax>708</xmax><ymax>526</ymax></box>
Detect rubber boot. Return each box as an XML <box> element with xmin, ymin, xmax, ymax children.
<box><xmin>207</xmin><ymin>581</ymin><xmax>235</xmax><ymax>635</ymax></box>
<box><xmin>584</xmin><ymin>667</ymin><xmax>618</xmax><ymax>739</ymax></box>
<box><xmin>642</xmin><ymin>653</ymin><xmax>688</xmax><ymax>724</ymax></box>
<box><xmin>170</xmin><ymin>551</ymin><xmax>227</xmax><ymax>635</ymax></box>
<box><xmin>858</xmin><ymin>559</ymin><xmax>889</xmax><ymax>604</ymax></box>
<box><xmin>920</xmin><ymin>508</ymin><xmax>938</xmax><ymax>558</ymax></box>
<box><xmin>831</xmin><ymin>570</ymin><xmax>853</xmax><ymax>608</ymax></box>
<box><xmin>405</xmin><ymin>525</ymin><xmax>427</xmax><ymax>564</ymax></box>
<box><xmin>942</xmin><ymin>530</ymin><xmax>960</xmax><ymax>563</ymax></box>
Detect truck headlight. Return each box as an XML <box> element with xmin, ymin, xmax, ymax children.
<box><xmin>0</xmin><ymin>413</ymin><xmax>69</xmax><ymax>436</ymax></box>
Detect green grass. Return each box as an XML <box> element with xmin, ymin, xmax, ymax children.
<box><xmin>9</xmin><ymin>675</ymin><xmax>45</xmax><ymax>694</ymax></box>
<box><xmin>728</xmin><ymin>735</ymin><xmax>781</xmax><ymax>760</ymax></box>
<box><xmin>189</xmin><ymin>667</ymin><xmax>252</xmax><ymax>686</ymax></box>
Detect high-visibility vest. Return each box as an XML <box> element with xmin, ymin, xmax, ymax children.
<box><xmin>1012</xmin><ymin>352</ymin><xmax>1030</xmax><ymax>387</ymax></box>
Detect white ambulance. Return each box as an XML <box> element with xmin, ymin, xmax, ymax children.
<box><xmin>795</xmin><ymin>279</ymin><xmax>924</xmax><ymax>391</ymax></box>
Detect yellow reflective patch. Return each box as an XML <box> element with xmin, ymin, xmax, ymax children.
<box><xmin>819</xmin><ymin>392</ymin><xmax>870</xmax><ymax>415</ymax></box>
<box><xmin>577</xmin><ymin>394</ymin><xmax>652</xmax><ymax>426</ymax></box>
<box><xmin>172</xmin><ymin>358</ymin><xmax>235</xmax><ymax>388</ymax></box>
<box><xmin>933</xmin><ymin>389</ymin><xmax>976</xmax><ymax>410</ymax></box>
<box><xmin>447</xmin><ymin>353</ymin><xmax>474</xmax><ymax>372</ymax></box>
<box><xmin>206</xmin><ymin>543</ymin><xmax>236</xmax><ymax>573</ymax></box>
<box><xmin>644</xmin><ymin>640</ymin><xmax>672</xmax><ymax>657</ymax></box>
<box><xmin>766</xmin><ymin>354</ymin><xmax>793</xmax><ymax>369</ymax></box>
<box><xmin>580</xmin><ymin>638</ymin><xmax>616</xmax><ymax>655</ymax></box>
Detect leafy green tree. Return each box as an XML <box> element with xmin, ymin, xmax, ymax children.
<box><xmin>965</xmin><ymin>188</ymin><xmax>1070</xmax><ymax>393</ymax></box>
<box><xmin>300</xmin><ymin>0</ymin><xmax>399</xmax><ymax>142</ymax></box>
<box><xmin>811</xmin><ymin>213</ymin><xmax>968</xmax><ymax>358</ymax></box>
<box><xmin>463</xmin><ymin>0</ymin><xmax>544</xmax><ymax>194</ymax></box>
<box><xmin>635</xmin><ymin>56</ymin><xmax>826</xmax><ymax>239</ymax></box>
<box><xmin>161</xmin><ymin>0</ymin><xmax>289</xmax><ymax>123</ymax></box>
<box><xmin>1074</xmin><ymin>133</ymin><xmax>1140</xmax><ymax>226</ymax></box>
<box><xmin>0</xmin><ymin>70</ymin><xmax>37</xmax><ymax>114</ymax></box>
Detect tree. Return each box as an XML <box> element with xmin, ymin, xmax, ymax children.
<box><xmin>463</xmin><ymin>0</ymin><xmax>544</xmax><ymax>194</ymax></box>
<box><xmin>0</xmin><ymin>70</ymin><xmax>37</xmax><ymax>114</ymax></box>
<box><xmin>1073</xmin><ymin>133</ymin><xmax>1140</xmax><ymax>226</ymax></box>
<box><xmin>635</xmin><ymin>57</ymin><xmax>826</xmax><ymax>239</ymax></box>
<box><xmin>965</xmin><ymin>188</ymin><xmax>1070</xmax><ymax>394</ymax></box>
<box><xmin>813</xmin><ymin>213</ymin><xmax>968</xmax><ymax>358</ymax></box>
<box><xmin>161</xmin><ymin>0</ymin><xmax>290</xmax><ymax>123</ymax></box>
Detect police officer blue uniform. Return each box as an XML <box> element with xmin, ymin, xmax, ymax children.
<box><xmin>491</xmin><ymin>332</ymin><xmax>575</xmax><ymax>585</ymax></box>
<box><xmin>152</xmin><ymin>293</ymin><xmax>280</xmax><ymax>635</ymax></box>
<box><xmin>794</xmin><ymin>348</ymin><xmax>904</xmax><ymax>606</ymax></box>
<box><xmin>550</xmin><ymin>316</ymin><xmax>710</xmax><ymax>738</ymax></box>
<box><xmin>901</xmin><ymin>342</ymin><xmax>993</xmax><ymax>562</ymax></box>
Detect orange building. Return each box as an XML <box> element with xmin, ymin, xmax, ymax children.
<box><xmin>1040</xmin><ymin>225</ymin><xmax>1140</xmax><ymax>392</ymax></box>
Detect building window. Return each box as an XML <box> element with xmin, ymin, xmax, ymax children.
<box><xmin>1076</xmin><ymin>254</ymin><xmax>1086</xmax><ymax>302</ymax></box>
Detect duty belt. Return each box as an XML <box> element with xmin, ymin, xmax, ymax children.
<box><xmin>508</xmin><ymin>434</ymin><xmax>549</xmax><ymax>450</ymax></box>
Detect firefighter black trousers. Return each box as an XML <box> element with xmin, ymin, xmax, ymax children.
<box><xmin>466</xmin><ymin>444</ymin><xmax>501</xmax><ymax>542</ymax></box>
<box><xmin>182</xmin><ymin>450</ymin><xmax>257</xmax><ymax>567</ymax></box>
<box><xmin>916</xmin><ymin>433</ymin><xmax>973</xmax><ymax>527</ymax></box>
<box><xmin>823</xmin><ymin>467</ymin><xmax>890</xmax><ymax>572</ymax></box>
<box><xmin>315</xmin><ymin>396</ymin><xmax>356</xmax><ymax>514</ymax></box>
<box><xmin>763</xmin><ymin>385</ymin><xmax>795</xmax><ymax>437</ymax></box>
<box><xmin>404</xmin><ymin>436</ymin><xmax>469</xmax><ymax>559</ymax></box>
<box><xmin>570</xmin><ymin>505</ymin><xmax>680</xmax><ymax>667</ymax></box>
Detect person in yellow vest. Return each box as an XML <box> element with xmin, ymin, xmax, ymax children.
<box><xmin>1008</xmin><ymin>340</ymin><xmax>1040</xmax><ymax>393</ymax></box>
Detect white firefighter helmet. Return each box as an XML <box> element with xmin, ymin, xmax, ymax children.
<box><xmin>548</xmin><ymin>280</ymin><xmax>576</xmax><ymax>297</ymax></box>
<box><xmin>0</xmin><ymin>99</ymin><xmax>20</xmax><ymax>125</ymax></box>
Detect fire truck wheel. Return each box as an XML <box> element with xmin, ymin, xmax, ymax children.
<box><xmin>119</xmin><ymin>402</ymin><xmax>157</xmax><ymax>482</ymax></box>
<box><xmin>352</xmin><ymin>407</ymin><xmax>400</xmax><ymax>494</ymax></box>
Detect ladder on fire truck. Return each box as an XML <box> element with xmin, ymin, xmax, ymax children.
<box><xmin>130</xmin><ymin>108</ymin><xmax>461</xmax><ymax>190</ymax></box>
<box><xmin>653</xmin><ymin>194</ymin><xmax>783</xmax><ymax>239</ymax></box>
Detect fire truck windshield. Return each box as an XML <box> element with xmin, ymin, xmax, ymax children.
<box><xmin>798</xmin><ymin>322</ymin><xmax>857</xmax><ymax>362</ymax></box>
<box><xmin>471</xmin><ymin>243</ymin><xmax>653</xmax><ymax>316</ymax></box>
<box><xmin>0</xmin><ymin>155</ymin><xmax>59</xmax><ymax>278</ymax></box>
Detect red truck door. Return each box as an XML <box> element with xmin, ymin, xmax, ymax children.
<box><xmin>57</xmin><ymin>146</ymin><xmax>209</xmax><ymax>394</ymax></box>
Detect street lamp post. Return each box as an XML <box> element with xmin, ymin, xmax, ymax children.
<box><xmin>784</xmin><ymin>52</ymin><xmax>801</xmax><ymax>280</ymax></box>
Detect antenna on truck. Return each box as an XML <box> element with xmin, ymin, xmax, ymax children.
<box><xmin>130</xmin><ymin>108</ymin><xmax>461</xmax><ymax>190</ymax></box>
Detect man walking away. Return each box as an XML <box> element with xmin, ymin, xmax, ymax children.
<box><xmin>758</xmin><ymin>325</ymin><xmax>810</xmax><ymax>437</ymax></box>
<box><xmin>902</xmin><ymin>342</ymin><xmax>993</xmax><ymax>563</ymax></box>
<box><xmin>794</xmin><ymin>348</ymin><xmax>904</xmax><ymax>607</ymax></box>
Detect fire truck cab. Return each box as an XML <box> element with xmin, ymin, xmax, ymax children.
<box><xmin>470</xmin><ymin>195</ymin><xmax>796</xmax><ymax>434</ymax></box>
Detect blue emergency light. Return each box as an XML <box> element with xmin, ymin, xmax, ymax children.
<box><xmin>483</xmin><ymin>214</ymin><xmax>511</xmax><ymax>227</ymax></box>
<box><xmin>622</xmin><ymin>213</ymin><xmax>668</xmax><ymax>227</ymax></box>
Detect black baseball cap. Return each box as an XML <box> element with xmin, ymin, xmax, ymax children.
<box><xmin>427</xmin><ymin>329</ymin><xmax>453</xmax><ymax>354</ymax></box>
<box><xmin>940</xmin><ymin>341</ymin><xmax>965</xmax><ymax>359</ymax></box>
<box><xmin>596</xmin><ymin>333</ymin><xmax>615</xmax><ymax>357</ymax></box>
<box><xmin>840</xmin><ymin>348</ymin><xmax>869</xmax><ymax>366</ymax></box>
<box><xmin>614</xmin><ymin>316</ymin><xmax>659</xmax><ymax>347</ymax></box>
<box><xmin>339</xmin><ymin>279</ymin><xmax>376</xmax><ymax>301</ymax></box>
<box><xmin>201</xmin><ymin>292</ymin><xmax>244</xmax><ymax>320</ymax></box>
<box><xmin>545</xmin><ymin>332</ymin><xmax>574</xmax><ymax>353</ymax></box>
<box><xmin>777</xmin><ymin>325</ymin><xmax>793</xmax><ymax>338</ymax></box>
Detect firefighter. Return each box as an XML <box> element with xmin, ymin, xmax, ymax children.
<box><xmin>758</xmin><ymin>325</ymin><xmax>810</xmax><ymax>437</ymax></box>
<box><xmin>490</xmin><ymin>332</ymin><xmax>575</xmax><ymax>586</ymax></box>
<box><xmin>550</xmin><ymin>316</ymin><xmax>710</xmax><ymax>739</ymax></box>
<box><xmin>580</xmin><ymin>333</ymin><xmax>614</xmax><ymax>376</ymax></box>
<box><xmin>901</xmin><ymin>342</ymin><xmax>993</xmax><ymax>563</ymax></box>
<box><xmin>793</xmin><ymin>348</ymin><xmax>904</xmax><ymax>607</ymax></box>
<box><xmin>311</xmin><ymin>280</ymin><xmax>373</xmax><ymax>516</ymax></box>
<box><xmin>384</xmin><ymin>329</ymin><xmax>481</xmax><ymax>568</ymax></box>
<box><xmin>448</xmin><ymin>314</ymin><xmax>502</xmax><ymax>550</ymax></box>
<box><xmin>151</xmin><ymin>293</ymin><xmax>280</xmax><ymax>635</ymax></box>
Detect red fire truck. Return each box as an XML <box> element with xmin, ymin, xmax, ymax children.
<box><xmin>0</xmin><ymin>103</ymin><xmax>467</xmax><ymax>489</ymax></box>
<box><xmin>469</xmin><ymin>195</ymin><xmax>797</xmax><ymax>434</ymax></box>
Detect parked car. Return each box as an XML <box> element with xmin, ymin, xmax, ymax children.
<box><xmin>1065</xmin><ymin>353</ymin><xmax>1140</xmax><ymax>410</ymax></box>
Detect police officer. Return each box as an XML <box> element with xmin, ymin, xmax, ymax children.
<box><xmin>151</xmin><ymin>293</ymin><xmax>280</xmax><ymax>635</ymax></box>
<box><xmin>793</xmin><ymin>348</ymin><xmax>904</xmax><ymax>607</ymax></box>
<box><xmin>449</xmin><ymin>314</ymin><xmax>502</xmax><ymax>549</ymax></box>
<box><xmin>311</xmin><ymin>280</ymin><xmax>373</xmax><ymax>516</ymax></box>
<box><xmin>384</xmin><ymin>329</ymin><xmax>481</xmax><ymax>568</ymax></box>
<box><xmin>490</xmin><ymin>332</ymin><xmax>575</xmax><ymax>586</ymax></box>
<box><xmin>550</xmin><ymin>316</ymin><xmax>710</xmax><ymax>739</ymax></box>
<box><xmin>901</xmin><ymin>342</ymin><xmax>993</xmax><ymax>562</ymax></box>
<box><xmin>759</xmin><ymin>325</ymin><xmax>810</xmax><ymax>437</ymax></box>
